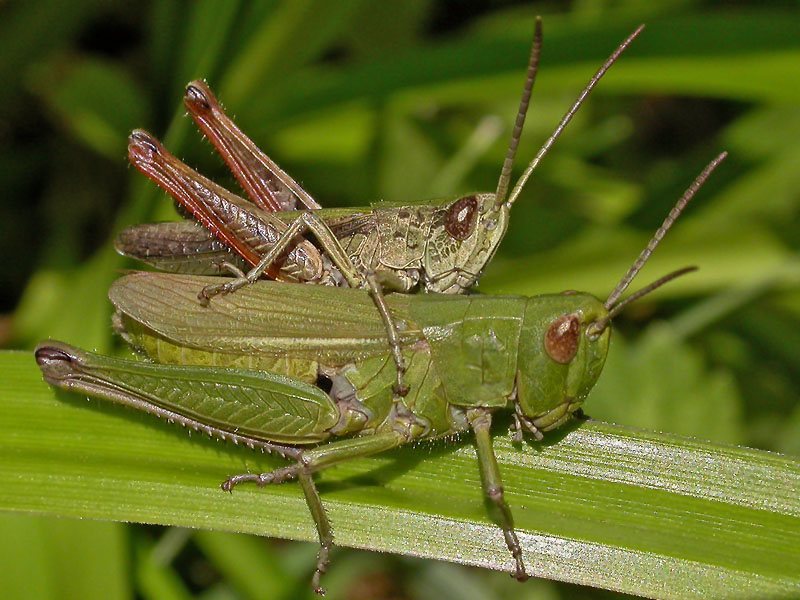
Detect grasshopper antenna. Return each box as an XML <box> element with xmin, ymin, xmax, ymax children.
<box><xmin>494</xmin><ymin>17</ymin><xmax>542</xmax><ymax>207</ymax></box>
<box><xmin>592</xmin><ymin>266</ymin><xmax>698</xmax><ymax>335</ymax></box>
<box><xmin>604</xmin><ymin>151</ymin><xmax>727</xmax><ymax>310</ymax></box>
<box><xmin>499</xmin><ymin>24</ymin><xmax>646</xmax><ymax>210</ymax></box>
<box><xmin>587</xmin><ymin>151</ymin><xmax>728</xmax><ymax>337</ymax></box>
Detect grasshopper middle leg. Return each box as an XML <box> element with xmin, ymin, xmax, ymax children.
<box><xmin>223</xmin><ymin>431</ymin><xmax>407</xmax><ymax>595</ymax></box>
<box><xmin>468</xmin><ymin>408</ymin><xmax>528</xmax><ymax>581</ymax></box>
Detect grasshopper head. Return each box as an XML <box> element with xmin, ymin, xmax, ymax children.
<box><xmin>423</xmin><ymin>193</ymin><xmax>509</xmax><ymax>293</ymax></box>
<box><xmin>511</xmin><ymin>152</ymin><xmax>726</xmax><ymax>439</ymax></box>
<box><xmin>514</xmin><ymin>293</ymin><xmax>611</xmax><ymax>436</ymax></box>
<box><xmin>422</xmin><ymin>24</ymin><xmax>650</xmax><ymax>297</ymax></box>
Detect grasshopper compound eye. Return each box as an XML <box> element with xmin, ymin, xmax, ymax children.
<box><xmin>445</xmin><ymin>196</ymin><xmax>479</xmax><ymax>241</ymax></box>
<box><xmin>544</xmin><ymin>314</ymin><xmax>580</xmax><ymax>364</ymax></box>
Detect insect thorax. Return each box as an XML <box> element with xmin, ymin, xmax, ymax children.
<box><xmin>374</xmin><ymin>204</ymin><xmax>438</xmax><ymax>269</ymax></box>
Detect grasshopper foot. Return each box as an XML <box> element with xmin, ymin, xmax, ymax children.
<box><xmin>222</xmin><ymin>464</ymin><xmax>300</xmax><ymax>491</ymax></box>
<box><xmin>221</xmin><ymin>472</ymin><xmax>269</xmax><ymax>491</ymax></box>
<box><xmin>512</xmin><ymin>554</ymin><xmax>529</xmax><ymax>582</ymax></box>
<box><xmin>198</xmin><ymin>277</ymin><xmax>249</xmax><ymax>305</ymax></box>
<box><xmin>311</xmin><ymin>543</ymin><xmax>330</xmax><ymax>595</ymax></box>
<box><xmin>197</xmin><ymin>274</ymin><xmax>258</xmax><ymax>306</ymax></box>
<box><xmin>497</xmin><ymin>497</ymin><xmax>528</xmax><ymax>582</ymax></box>
<box><xmin>505</xmin><ymin>530</ymin><xmax>528</xmax><ymax>581</ymax></box>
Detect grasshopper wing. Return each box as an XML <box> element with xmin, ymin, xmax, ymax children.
<box><xmin>116</xmin><ymin>221</ymin><xmax>251</xmax><ymax>275</ymax></box>
<box><xmin>110</xmin><ymin>272</ymin><xmax>423</xmax><ymax>365</ymax></box>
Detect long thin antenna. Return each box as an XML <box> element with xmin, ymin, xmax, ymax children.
<box><xmin>604</xmin><ymin>152</ymin><xmax>728</xmax><ymax>310</ymax></box>
<box><xmin>504</xmin><ymin>24</ymin><xmax>645</xmax><ymax>209</ymax></box>
<box><xmin>588</xmin><ymin>267</ymin><xmax>698</xmax><ymax>337</ymax></box>
<box><xmin>618</xmin><ymin>266</ymin><xmax>695</xmax><ymax>316</ymax></box>
<box><xmin>494</xmin><ymin>17</ymin><xmax>542</xmax><ymax>207</ymax></box>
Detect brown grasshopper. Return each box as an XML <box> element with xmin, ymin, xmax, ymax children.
<box><xmin>119</xmin><ymin>22</ymin><xmax>643</xmax><ymax>392</ymax></box>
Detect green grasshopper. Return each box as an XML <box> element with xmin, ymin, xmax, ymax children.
<box><xmin>35</xmin><ymin>150</ymin><xmax>725</xmax><ymax>594</ymax></box>
<box><xmin>117</xmin><ymin>23</ymin><xmax>643</xmax><ymax>393</ymax></box>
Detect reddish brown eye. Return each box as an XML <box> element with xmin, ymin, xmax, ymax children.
<box><xmin>445</xmin><ymin>196</ymin><xmax>479</xmax><ymax>241</ymax></box>
<box><xmin>544</xmin><ymin>314</ymin><xmax>580</xmax><ymax>364</ymax></box>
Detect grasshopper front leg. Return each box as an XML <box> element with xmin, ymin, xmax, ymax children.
<box><xmin>224</xmin><ymin>431</ymin><xmax>408</xmax><ymax>595</ymax></box>
<box><xmin>468</xmin><ymin>408</ymin><xmax>528</xmax><ymax>581</ymax></box>
<box><xmin>199</xmin><ymin>210</ymin><xmax>410</xmax><ymax>396</ymax></box>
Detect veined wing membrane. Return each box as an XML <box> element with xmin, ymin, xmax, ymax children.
<box><xmin>110</xmin><ymin>272</ymin><xmax>424</xmax><ymax>363</ymax></box>
<box><xmin>116</xmin><ymin>221</ymin><xmax>251</xmax><ymax>275</ymax></box>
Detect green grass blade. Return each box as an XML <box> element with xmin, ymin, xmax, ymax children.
<box><xmin>1</xmin><ymin>350</ymin><xmax>798</xmax><ymax>600</ymax></box>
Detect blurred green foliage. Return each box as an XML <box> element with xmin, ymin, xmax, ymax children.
<box><xmin>1</xmin><ymin>1</ymin><xmax>798</xmax><ymax>598</ymax></box>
